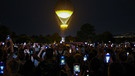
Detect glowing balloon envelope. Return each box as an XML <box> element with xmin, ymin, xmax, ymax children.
<box><xmin>55</xmin><ymin>10</ymin><xmax>73</xmax><ymax>18</ymax></box>
<box><xmin>55</xmin><ymin>10</ymin><xmax>73</xmax><ymax>25</ymax></box>
<box><xmin>55</xmin><ymin>0</ymin><xmax>74</xmax><ymax>29</ymax></box>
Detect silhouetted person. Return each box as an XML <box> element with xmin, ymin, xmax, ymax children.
<box><xmin>35</xmin><ymin>48</ymin><xmax>60</xmax><ymax>76</ymax></box>
<box><xmin>108</xmin><ymin>63</ymin><xmax>126</xmax><ymax>76</ymax></box>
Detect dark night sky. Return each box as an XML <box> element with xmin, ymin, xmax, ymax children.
<box><xmin>0</xmin><ymin>0</ymin><xmax>135</xmax><ymax>36</ymax></box>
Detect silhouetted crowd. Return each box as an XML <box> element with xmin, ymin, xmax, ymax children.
<box><xmin>0</xmin><ymin>38</ymin><xmax>135</xmax><ymax>76</ymax></box>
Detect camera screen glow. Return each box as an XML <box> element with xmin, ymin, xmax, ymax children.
<box><xmin>74</xmin><ymin>65</ymin><xmax>80</xmax><ymax>73</ymax></box>
<box><xmin>60</xmin><ymin>56</ymin><xmax>65</xmax><ymax>65</ymax></box>
<box><xmin>0</xmin><ymin>66</ymin><xmax>4</xmax><ymax>74</ymax></box>
<box><xmin>61</xmin><ymin>60</ymin><xmax>65</xmax><ymax>63</ymax></box>
<box><xmin>106</xmin><ymin>56</ymin><xmax>110</xmax><ymax>63</ymax></box>
<box><xmin>0</xmin><ymin>71</ymin><xmax>3</xmax><ymax>74</ymax></box>
<box><xmin>0</xmin><ymin>66</ymin><xmax>4</xmax><ymax>70</ymax></box>
<box><xmin>105</xmin><ymin>53</ymin><xmax>110</xmax><ymax>63</ymax></box>
<box><xmin>83</xmin><ymin>55</ymin><xmax>87</xmax><ymax>61</ymax></box>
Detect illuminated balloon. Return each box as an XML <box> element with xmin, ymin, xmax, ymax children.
<box><xmin>55</xmin><ymin>0</ymin><xmax>74</xmax><ymax>29</ymax></box>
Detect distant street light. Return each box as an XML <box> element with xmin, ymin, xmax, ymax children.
<box><xmin>55</xmin><ymin>0</ymin><xmax>74</xmax><ymax>42</ymax></box>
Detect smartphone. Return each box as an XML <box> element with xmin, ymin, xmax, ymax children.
<box><xmin>1</xmin><ymin>42</ymin><xmax>5</xmax><ymax>46</ymax></box>
<box><xmin>85</xmin><ymin>69</ymin><xmax>90</xmax><ymax>76</ymax></box>
<box><xmin>13</xmin><ymin>54</ymin><xmax>17</xmax><ymax>59</ymax></box>
<box><xmin>23</xmin><ymin>42</ymin><xmax>26</xmax><ymax>46</ymax></box>
<box><xmin>60</xmin><ymin>56</ymin><xmax>66</xmax><ymax>66</ymax></box>
<box><xmin>29</xmin><ymin>49</ymin><xmax>34</xmax><ymax>55</ymax></box>
<box><xmin>31</xmin><ymin>50</ymin><xmax>34</xmax><ymax>55</ymax></box>
<box><xmin>83</xmin><ymin>55</ymin><xmax>87</xmax><ymax>61</ymax></box>
<box><xmin>0</xmin><ymin>61</ymin><xmax>5</xmax><ymax>75</ymax></box>
<box><xmin>73</xmin><ymin>63</ymin><xmax>80</xmax><ymax>76</ymax></box>
<box><xmin>76</xmin><ymin>48</ymin><xmax>78</xmax><ymax>51</ymax></box>
<box><xmin>6</xmin><ymin>35</ymin><xmax>10</xmax><ymax>40</ymax></box>
<box><xmin>105</xmin><ymin>53</ymin><xmax>110</xmax><ymax>63</ymax></box>
<box><xmin>127</xmin><ymin>52</ymin><xmax>129</xmax><ymax>56</ymax></box>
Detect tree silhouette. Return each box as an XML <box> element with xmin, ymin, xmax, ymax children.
<box><xmin>65</xmin><ymin>35</ymin><xmax>75</xmax><ymax>42</ymax></box>
<box><xmin>76</xmin><ymin>23</ymin><xmax>95</xmax><ymax>42</ymax></box>
<box><xmin>0</xmin><ymin>25</ymin><xmax>12</xmax><ymax>41</ymax></box>
<box><xmin>16</xmin><ymin>34</ymin><xmax>32</xmax><ymax>43</ymax></box>
<box><xmin>51</xmin><ymin>33</ymin><xmax>61</xmax><ymax>43</ymax></box>
<box><xmin>95</xmin><ymin>31</ymin><xmax>113</xmax><ymax>43</ymax></box>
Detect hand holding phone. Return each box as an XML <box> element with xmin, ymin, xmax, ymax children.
<box><xmin>83</xmin><ymin>55</ymin><xmax>88</xmax><ymax>61</ymax></box>
<box><xmin>105</xmin><ymin>53</ymin><xmax>110</xmax><ymax>63</ymax></box>
<box><xmin>60</xmin><ymin>55</ymin><xmax>66</xmax><ymax>66</ymax></box>
<box><xmin>0</xmin><ymin>61</ymin><xmax>5</xmax><ymax>75</ymax></box>
<box><xmin>6</xmin><ymin>35</ymin><xmax>10</xmax><ymax>40</ymax></box>
<box><xmin>73</xmin><ymin>63</ymin><xmax>80</xmax><ymax>76</ymax></box>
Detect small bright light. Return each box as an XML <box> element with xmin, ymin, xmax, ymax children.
<box><xmin>60</xmin><ymin>37</ymin><xmax>65</xmax><ymax>43</ymax></box>
<box><xmin>69</xmin><ymin>48</ymin><xmax>72</xmax><ymax>53</ymax></box>
<box><xmin>127</xmin><ymin>52</ymin><xmax>129</xmax><ymax>56</ymax></box>
<box><xmin>0</xmin><ymin>71</ymin><xmax>3</xmax><ymax>74</ymax></box>
<box><xmin>0</xmin><ymin>66</ymin><xmax>4</xmax><ymax>70</ymax></box>
<box><xmin>62</xmin><ymin>37</ymin><xmax>65</xmax><ymax>42</ymax></box>
<box><xmin>83</xmin><ymin>57</ymin><xmax>87</xmax><ymax>61</ymax></box>
<box><xmin>106</xmin><ymin>53</ymin><xmax>110</xmax><ymax>63</ymax></box>
<box><xmin>75</xmin><ymin>66</ymin><xmax>79</xmax><ymax>71</ymax></box>
<box><xmin>61</xmin><ymin>60</ymin><xmax>64</xmax><ymax>63</ymax></box>
<box><xmin>106</xmin><ymin>57</ymin><xmax>110</xmax><ymax>63</ymax></box>
<box><xmin>55</xmin><ymin>10</ymin><xmax>73</xmax><ymax>18</ymax></box>
<box><xmin>83</xmin><ymin>55</ymin><xmax>87</xmax><ymax>61</ymax></box>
